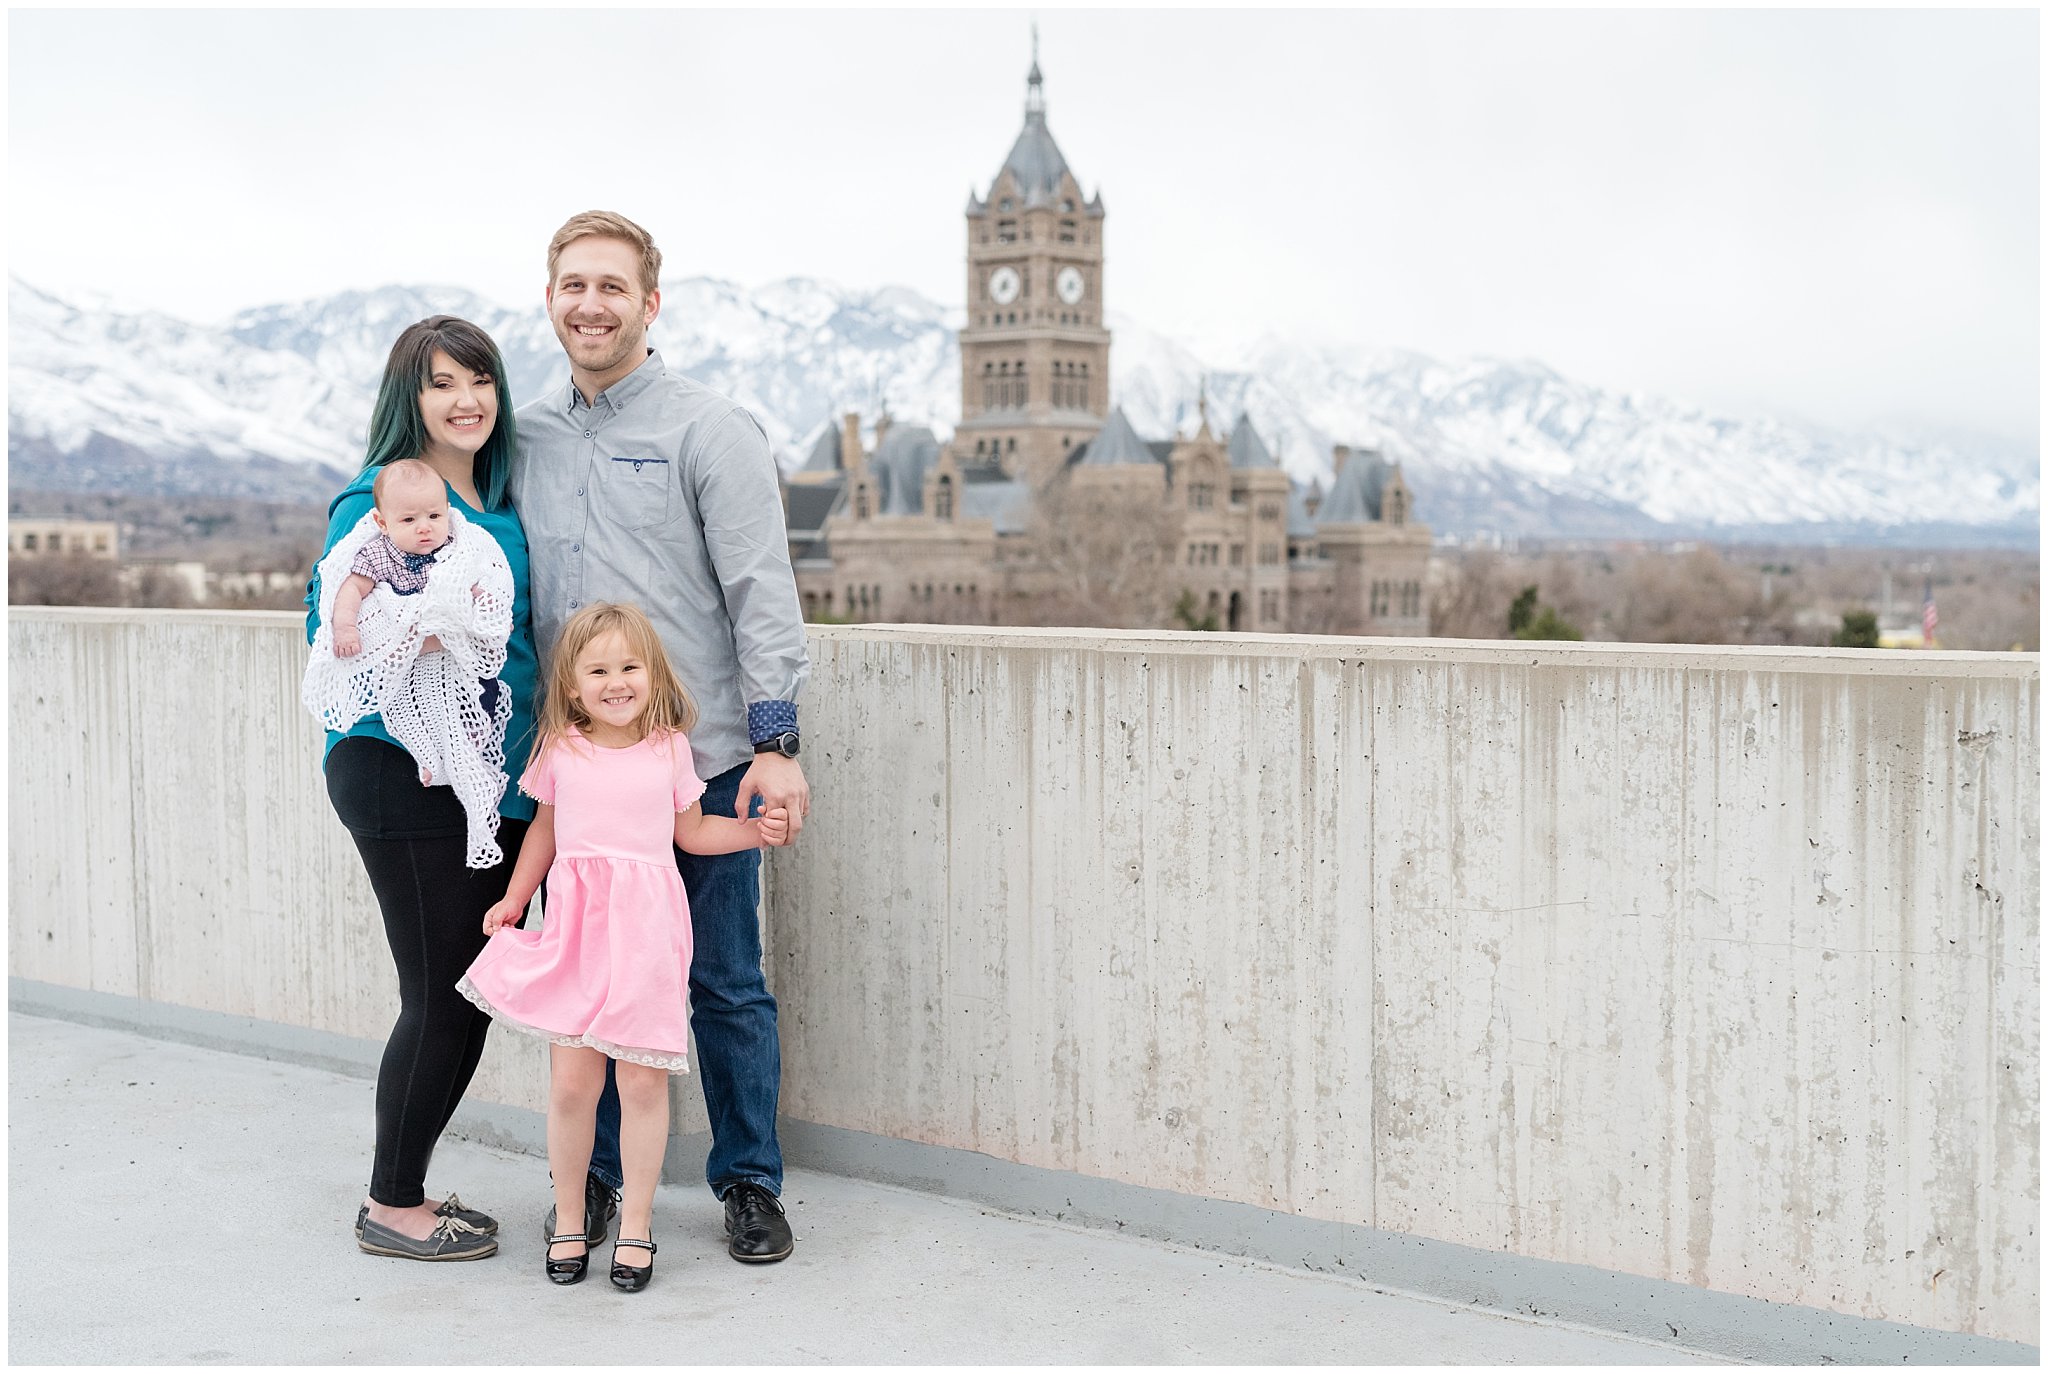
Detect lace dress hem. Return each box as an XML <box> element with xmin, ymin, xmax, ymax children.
<box><xmin>456</xmin><ymin>976</ymin><xmax>690</xmax><ymax>1073</ymax></box>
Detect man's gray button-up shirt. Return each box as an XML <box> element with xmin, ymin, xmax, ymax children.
<box><xmin>512</xmin><ymin>349</ymin><xmax>809</xmax><ymax>781</ymax></box>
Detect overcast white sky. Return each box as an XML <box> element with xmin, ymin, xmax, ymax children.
<box><xmin>8</xmin><ymin>8</ymin><xmax>2039</xmax><ymax>443</ymax></box>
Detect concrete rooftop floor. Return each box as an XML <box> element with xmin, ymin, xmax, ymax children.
<box><xmin>8</xmin><ymin>1014</ymin><xmax>1726</xmax><ymax>1365</ymax></box>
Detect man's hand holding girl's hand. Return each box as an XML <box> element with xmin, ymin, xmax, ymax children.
<box><xmin>756</xmin><ymin>806</ymin><xmax>793</xmax><ymax>847</ymax></box>
<box><xmin>481</xmin><ymin>896</ymin><xmax>525</xmax><ymax>935</ymax></box>
<box><xmin>736</xmin><ymin>754</ymin><xmax>809</xmax><ymax>845</ymax></box>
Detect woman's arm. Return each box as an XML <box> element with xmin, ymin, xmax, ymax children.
<box><xmin>482</xmin><ymin>804</ymin><xmax>556</xmax><ymax>933</ymax></box>
<box><xmin>674</xmin><ymin>803</ymin><xmax>790</xmax><ymax>856</ymax></box>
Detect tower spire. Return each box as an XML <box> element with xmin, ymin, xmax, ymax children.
<box><xmin>1026</xmin><ymin>24</ymin><xmax>1045</xmax><ymax>120</ymax></box>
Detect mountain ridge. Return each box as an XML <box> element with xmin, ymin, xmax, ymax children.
<box><xmin>8</xmin><ymin>275</ymin><xmax>2036</xmax><ymax>545</ymax></box>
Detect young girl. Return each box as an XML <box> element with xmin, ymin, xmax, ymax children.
<box><xmin>458</xmin><ymin>602</ymin><xmax>790</xmax><ymax>1292</ymax></box>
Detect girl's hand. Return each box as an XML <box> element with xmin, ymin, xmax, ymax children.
<box><xmin>482</xmin><ymin>896</ymin><xmax>524</xmax><ymax>935</ymax></box>
<box><xmin>758</xmin><ymin>806</ymin><xmax>792</xmax><ymax>847</ymax></box>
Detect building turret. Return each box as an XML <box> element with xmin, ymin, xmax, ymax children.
<box><xmin>956</xmin><ymin>39</ymin><xmax>1112</xmax><ymax>480</ymax></box>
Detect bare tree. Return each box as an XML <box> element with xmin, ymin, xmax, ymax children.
<box><xmin>1021</xmin><ymin>471</ymin><xmax>1179</xmax><ymax>628</ymax></box>
<box><xmin>125</xmin><ymin>567</ymin><xmax>196</xmax><ymax>609</ymax></box>
<box><xmin>9</xmin><ymin>554</ymin><xmax>121</xmax><ymax>606</ymax></box>
<box><xmin>1611</xmin><ymin>547</ymin><xmax>1765</xmax><ymax>644</ymax></box>
<box><xmin>1427</xmin><ymin>548</ymin><xmax>1514</xmax><ymax>638</ymax></box>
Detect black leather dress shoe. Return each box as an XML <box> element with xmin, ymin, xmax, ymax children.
<box><xmin>722</xmin><ymin>1182</ymin><xmax>793</xmax><ymax>1263</ymax></box>
<box><xmin>541</xmin><ymin>1172</ymin><xmax>619</xmax><ymax>1247</ymax></box>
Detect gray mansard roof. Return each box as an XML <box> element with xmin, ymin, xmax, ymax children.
<box><xmin>1286</xmin><ymin>479</ymin><xmax>1321</xmax><ymax>538</ymax></box>
<box><xmin>1069</xmin><ymin>407</ymin><xmax>1158</xmax><ymax>467</ymax></box>
<box><xmin>785</xmin><ymin>478</ymin><xmax>845</xmax><ymax>534</ymax></box>
<box><xmin>1228</xmin><ymin>414</ymin><xmax>1278</xmax><ymax>470</ymax></box>
<box><xmin>958</xmin><ymin>476</ymin><xmax>1033</xmax><ymax>534</ymax></box>
<box><xmin>785</xmin><ymin>478</ymin><xmax>845</xmax><ymax>562</ymax></box>
<box><xmin>1315</xmin><ymin>448</ymin><xmax>1388</xmax><ymax>525</ymax></box>
<box><xmin>873</xmin><ymin>425</ymin><xmax>942</xmax><ymax>515</ymax></box>
<box><xmin>798</xmin><ymin>422</ymin><xmax>842</xmax><ymax>475</ymax></box>
<box><xmin>999</xmin><ymin>109</ymin><xmax>1070</xmax><ymax>209</ymax></box>
<box><xmin>968</xmin><ymin>63</ymin><xmax>1104</xmax><ymax>217</ymax></box>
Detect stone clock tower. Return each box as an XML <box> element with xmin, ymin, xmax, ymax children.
<box><xmin>957</xmin><ymin>47</ymin><xmax>1110</xmax><ymax>480</ymax></box>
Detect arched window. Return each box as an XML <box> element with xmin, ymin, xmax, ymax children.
<box><xmin>935</xmin><ymin>475</ymin><xmax>954</xmax><ymax>520</ymax></box>
<box><xmin>1016</xmin><ymin>360</ymin><xmax>1028</xmax><ymax>405</ymax></box>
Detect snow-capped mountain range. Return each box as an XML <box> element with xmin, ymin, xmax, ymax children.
<box><xmin>9</xmin><ymin>275</ymin><xmax>2037</xmax><ymax>544</ymax></box>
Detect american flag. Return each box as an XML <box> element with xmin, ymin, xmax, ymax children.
<box><xmin>1922</xmin><ymin>578</ymin><xmax>1938</xmax><ymax>647</ymax></box>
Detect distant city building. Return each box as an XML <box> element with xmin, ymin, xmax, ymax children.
<box><xmin>9</xmin><ymin>519</ymin><xmax>118</xmax><ymax>560</ymax></box>
<box><xmin>783</xmin><ymin>53</ymin><xmax>1430</xmax><ymax>635</ymax></box>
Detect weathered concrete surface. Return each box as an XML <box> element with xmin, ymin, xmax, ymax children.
<box><xmin>7</xmin><ymin>1014</ymin><xmax>1720</xmax><ymax>1365</ymax></box>
<box><xmin>9</xmin><ymin>609</ymin><xmax>2039</xmax><ymax>1347</ymax></box>
<box><xmin>776</xmin><ymin>628</ymin><xmax>2039</xmax><ymax>1346</ymax></box>
<box><xmin>6</xmin><ymin>608</ymin><xmax>707</xmax><ymax>1140</ymax></box>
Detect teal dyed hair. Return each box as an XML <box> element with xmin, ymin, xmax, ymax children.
<box><xmin>360</xmin><ymin>316</ymin><xmax>518</xmax><ymax>512</ymax></box>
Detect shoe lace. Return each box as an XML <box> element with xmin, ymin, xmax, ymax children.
<box><xmin>730</xmin><ymin>1182</ymin><xmax>783</xmax><ymax>1215</ymax></box>
<box><xmin>432</xmin><ymin>1214</ymin><xmax>484</xmax><ymax>1241</ymax></box>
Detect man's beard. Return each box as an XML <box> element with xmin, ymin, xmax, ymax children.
<box><xmin>561</xmin><ymin>317</ymin><xmax>644</xmax><ymax>374</ymax></box>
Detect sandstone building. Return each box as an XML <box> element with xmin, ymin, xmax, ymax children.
<box><xmin>784</xmin><ymin>55</ymin><xmax>1430</xmax><ymax>636</ymax></box>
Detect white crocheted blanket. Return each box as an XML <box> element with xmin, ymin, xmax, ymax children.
<box><xmin>301</xmin><ymin>509</ymin><xmax>516</xmax><ymax>868</ymax></box>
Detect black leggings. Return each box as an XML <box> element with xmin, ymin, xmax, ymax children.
<box><xmin>326</xmin><ymin>736</ymin><xmax>529</xmax><ymax>1208</ymax></box>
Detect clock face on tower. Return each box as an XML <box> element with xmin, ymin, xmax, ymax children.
<box><xmin>1056</xmin><ymin>266</ymin><xmax>1085</xmax><ymax>305</ymax></box>
<box><xmin>988</xmin><ymin>266</ymin><xmax>1021</xmax><ymax>305</ymax></box>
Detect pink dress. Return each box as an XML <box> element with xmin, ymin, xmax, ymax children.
<box><xmin>458</xmin><ymin>728</ymin><xmax>704</xmax><ymax>1072</ymax></box>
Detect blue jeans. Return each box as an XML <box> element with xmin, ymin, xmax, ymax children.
<box><xmin>590</xmin><ymin>762</ymin><xmax>784</xmax><ymax>1198</ymax></box>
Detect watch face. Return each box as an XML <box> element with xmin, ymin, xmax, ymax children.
<box><xmin>988</xmin><ymin>266</ymin><xmax>1021</xmax><ymax>305</ymax></box>
<box><xmin>1056</xmin><ymin>266</ymin><xmax>1085</xmax><ymax>305</ymax></box>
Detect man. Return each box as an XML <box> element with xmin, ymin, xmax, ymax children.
<box><xmin>512</xmin><ymin>210</ymin><xmax>811</xmax><ymax>1263</ymax></box>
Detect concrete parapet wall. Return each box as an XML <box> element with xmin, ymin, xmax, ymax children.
<box><xmin>10</xmin><ymin>608</ymin><xmax>2038</xmax><ymax>1346</ymax></box>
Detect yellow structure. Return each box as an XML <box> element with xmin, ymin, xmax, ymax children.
<box><xmin>8</xmin><ymin>519</ymin><xmax>118</xmax><ymax>559</ymax></box>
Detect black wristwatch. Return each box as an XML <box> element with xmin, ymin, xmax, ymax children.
<box><xmin>754</xmin><ymin>731</ymin><xmax>801</xmax><ymax>758</ymax></box>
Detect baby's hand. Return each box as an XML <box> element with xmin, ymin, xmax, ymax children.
<box><xmin>333</xmin><ymin>624</ymin><xmax>361</xmax><ymax>658</ymax></box>
<box><xmin>758</xmin><ymin>806</ymin><xmax>793</xmax><ymax>847</ymax></box>
<box><xmin>470</xmin><ymin>583</ymin><xmax>484</xmax><ymax>599</ymax></box>
<box><xmin>482</xmin><ymin>896</ymin><xmax>524</xmax><ymax>935</ymax></box>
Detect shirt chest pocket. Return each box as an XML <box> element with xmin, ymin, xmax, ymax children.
<box><xmin>602</xmin><ymin>455</ymin><xmax>672</xmax><ymax>529</ymax></box>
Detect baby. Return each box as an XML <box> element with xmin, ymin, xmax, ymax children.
<box><xmin>303</xmin><ymin>456</ymin><xmax>511</xmax><ymax>827</ymax></box>
<box><xmin>331</xmin><ymin>458</ymin><xmax>463</xmax><ymax>658</ymax></box>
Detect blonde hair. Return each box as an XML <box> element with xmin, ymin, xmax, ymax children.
<box><xmin>546</xmin><ymin>211</ymin><xmax>662</xmax><ymax>296</ymax></box>
<box><xmin>372</xmin><ymin>457</ymin><xmax>442</xmax><ymax>508</ymax></box>
<box><xmin>532</xmin><ymin>602</ymin><xmax>697</xmax><ymax>764</ymax></box>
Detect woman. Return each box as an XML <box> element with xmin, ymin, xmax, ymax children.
<box><xmin>305</xmin><ymin>316</ymin><xmax>539</xmax><ymax>1260</ymax></box>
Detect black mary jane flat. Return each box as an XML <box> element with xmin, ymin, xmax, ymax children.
<box><xmin>545</xmin><ymin>1232</ymin><xmax>590</xmax><ymax>1285</ymax></box>
<box><xmin>610</xmin><ymin>1236</ymin><xmax>657</xmax><ymax>1292</ymax></box>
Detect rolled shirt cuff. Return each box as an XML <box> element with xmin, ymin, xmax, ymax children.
<box><xmin>747</xmin><ymin>699</ymin><xmax>799</xmax><ymax>746</ymax></box>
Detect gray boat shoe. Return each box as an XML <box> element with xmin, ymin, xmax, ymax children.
<box><xmin>355</xmin><ymin>1196</ymin><xmax>497</xmax><ymax>1239</ymax></box>
<box><xmin>357</xmin><ymin>1212</ymin><xmax>498</xmax><ymax>1261</ymax></box>
<box><xmin>436</xmin><ymin>1193</ymin><xmax>498</xmax><ymax>1235</ymax></box>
